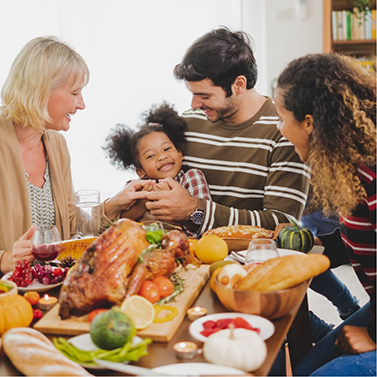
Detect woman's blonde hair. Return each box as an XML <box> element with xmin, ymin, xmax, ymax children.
<box><xmin>277</xmin><ymin>53</ymin><xmax>376</xmax><ymax>216</ymax></box>
<box><xmin>1</xmin><ymin>36</ymin><xmax>90</xmax><ymax>132</ymax></box>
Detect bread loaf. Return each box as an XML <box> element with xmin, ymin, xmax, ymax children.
<box><xmin>2</xmin><ymin>327</ymin><xmax>92</xmax><ymax>376</ymax></box>
<box><xmin>203</xmin><ymin>225</ymin><xmax>273</xmax><ymax>239</ymax></box>
<box><xmin>234</xmin><ymin>254</ymin><xmax>330</xmax><ymax>292</ymax></box>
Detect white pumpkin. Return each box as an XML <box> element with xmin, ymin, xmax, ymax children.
<box><xmin>203</xmin><ymin>327</ymin><xmax>267</xmax><ymax>372</ymax></box>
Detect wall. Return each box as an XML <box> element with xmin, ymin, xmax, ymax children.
<box><xmin>0</xmin><ymin>0</ymin><xmax>323</xmax><ymax>200</ymax></box>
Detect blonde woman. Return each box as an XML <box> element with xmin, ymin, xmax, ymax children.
<box><xmin>274</xmin><ymin>53</ymin><xmax>376</xmax><ymax>376</ymax></box>
<box><xmin>0</xmin><ymin>36</ymin><xmax>149</xmax><ymax>274</ymax></box>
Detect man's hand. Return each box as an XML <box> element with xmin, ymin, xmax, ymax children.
<box><xmin>104</xmin><ymin>179</ymin><xmax>155</xmax><ymax>220</ymax></box>
<box><xmin>145</xmin><ymin>177</ymin><xmax>198</xmax><ymax>222</ymax></box>
<box><xmin>335</xmin><ymin>325</ymin><xmax>376</xmax><ymax>354</ymax></box>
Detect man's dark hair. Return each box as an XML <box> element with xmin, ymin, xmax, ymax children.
<box><xmin>174</xmin><ymin>26</ymin><xmax>258</xmax><ymax>97</ymax></box>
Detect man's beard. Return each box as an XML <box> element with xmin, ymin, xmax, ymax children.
<box><xmin>203</xmin><ymin>97</ymin><xmax>238</xmax><ymax>123</ymax></box>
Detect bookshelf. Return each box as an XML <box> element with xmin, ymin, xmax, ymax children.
<box><xmin>323</xmin><ymin>0</ymin><xmax>376</xmax><ymax>57</ymax></box>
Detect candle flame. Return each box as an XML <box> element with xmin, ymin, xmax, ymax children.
<box><xmin>179</xmin><ymin>342</ymin><xmax>187</xmax><ymax>349</ymax></box>
<box><xmin>44</xmin><ymin>294</ymin><xmax>49</xmax><ymax>300</ymax></box>
<box><xmin>195</xmin><ymin>307</ymin><xmax>201</xmax><ymax>312</ymax></box>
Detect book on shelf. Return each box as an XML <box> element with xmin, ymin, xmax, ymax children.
<box><xmin>372</xmin><ymin>9</ymin><xmax>376</xmax><ymax>39</ymax></box>
<box><xmin>332</xmin><ymin>8</ymin><xmax>376</xmax><ymax>41</ymax></box>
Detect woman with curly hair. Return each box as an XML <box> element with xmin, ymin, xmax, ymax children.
<box><xmin>103</xmin><ymin>102</ymin><xmax>211</xmax><ymax>228</ymax></box>
<box><xmin>274</xmin><ymin>53</ymin><xmax>376</xmax><ymax>376</ymax></box>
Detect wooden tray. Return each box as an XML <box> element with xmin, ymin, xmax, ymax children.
<box><xmin>34</xmin><ymin>264</ymin><xmax>209</xmax><ymax>342</ymax></box>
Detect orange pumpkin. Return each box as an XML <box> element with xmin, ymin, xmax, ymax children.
<box><xmin>0</xmin><ymin>294</ymin><xmax>33</xmax><ymax>335</ymax></box>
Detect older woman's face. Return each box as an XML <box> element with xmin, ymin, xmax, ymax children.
<box><xmin>274</xmin><ymin>87</ymin><xmax>312</xmax><ymax>162</ymax></box>
<box><xmin>45</xmin><ymin>79</ymin><xmax>86</xmax><ymax>132</ymax></box>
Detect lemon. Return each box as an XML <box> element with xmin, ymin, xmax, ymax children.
<box><xmin>195</xmin><ymin>235</ymin><xmax>228</xmax><ymax>264</ymax></box>
<box><xmin>120</xmin><ymin>295</ymin><xmax>155</xmax><ymax>330</ymax></box>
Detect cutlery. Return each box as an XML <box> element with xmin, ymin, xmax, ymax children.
<box><xmin>93</xmin><ymin>359</ymin><xmax>164</xmax><ymax>376</ymax></box>
<box><xmin>230</xmin><ymin>251</ymin><xmax>245</xmax><ymax>264</ymax></box>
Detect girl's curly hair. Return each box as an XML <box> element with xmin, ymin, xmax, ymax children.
<box><xmin>103</xmin><ymin>102</ymin><xmax>187</xmax><ymax>172</ymax></box>
<box><xmin>277</xmin><ymin>53</ymin><xmax>376</xmax><ymax>216</ymax></box>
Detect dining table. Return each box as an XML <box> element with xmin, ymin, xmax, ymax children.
<box><xmin>0</xmin><ymin>274</ymin><xmax>313</xmax><ymax>377</ymax></box>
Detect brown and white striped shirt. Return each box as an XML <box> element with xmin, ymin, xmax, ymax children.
<box><xmin>181</xmin><ymin>97</ymin><xmax>310</xmax><ymax>234</ymax></box>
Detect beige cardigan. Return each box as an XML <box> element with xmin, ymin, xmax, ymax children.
<box><xmin>0</xmin><ymin>114</ymin><xmax>112</xmax><ymax>273</ymax></box>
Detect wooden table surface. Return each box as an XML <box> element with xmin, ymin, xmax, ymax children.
<box><xmin>0</xmin><ymin>280</ymin><xmax>312</xmax><ymax>376</ymax></box>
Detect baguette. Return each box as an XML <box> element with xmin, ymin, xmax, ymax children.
<box><xmin>203</xmin><ymin>225</ymin><xmax>273</xmax><ymax>239</ymax></box>
<box><xmin>234</xmin><ymin>254</ymin><xmax>330</xmax><ymax>292</ymax></box>
<box><xmin>2</xmin><ymin>327</ymin><xmax>92</xmax><ymax>376</ymax></box>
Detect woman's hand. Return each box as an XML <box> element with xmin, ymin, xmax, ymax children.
<box><xmin>104</xmin><ymin>179</ymin><xmax>155</xmax><ymax>220</ymax></box>
<box><xmin>335</xmin><ymin>325</ymin><xmax>376</xmax><ymax>354</ymax></box>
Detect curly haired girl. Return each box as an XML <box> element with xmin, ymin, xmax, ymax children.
<box><xmin>103</xmin><ymin>102</ymin><xmax>211</xmax><ymax>223</ymax></box>
<box><xmin>274</xmin><ymin>53</ymin><xmax>376</xmax><ymax>376</ymax></box>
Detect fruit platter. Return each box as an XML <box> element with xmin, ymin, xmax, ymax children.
<box><xmin>3</xmin><ymin>261</ymin><xmax>69</xmax><ymax>292</ymax></box>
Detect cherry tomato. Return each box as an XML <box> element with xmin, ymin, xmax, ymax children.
<box><xmin>152</xmin><ymin>276</ymin><xmax>174</xmax><ymax>298</ymax></box>
<box><xmin>88</xmin><ymin>308</ymin><xmax>108</xmax><ymax>322</ymax></box>
<box><xmin>24</xmin><ymin>291</ymin><xmax>40</xmax><ymax>306</ymax></box>
<box><xmin>139</xmin><ymin>280</ymin><xmax>161</xmax><ymax>303</ymax></box>
<box><xmin>53</xmin><ymin>268</ymin><xmax>63</xmax><ymax>277</ymax></box>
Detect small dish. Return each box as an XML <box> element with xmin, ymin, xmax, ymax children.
<box><xmin>0</xmin><ymin>279</ymin><xmax>18</xmax><ymax>297</ymax></box>
<box><xmin>2</xmin><ymin>267</ymin><xmax>65</xmax><ymax>293</ymax></box>
<box><xmin>153</xmin><ymin>362</ymin><xmax>247</xmax><ymax>375</ymax></box>
<box><xmin>189</xmin><ymin>312</ymin><xmax>274</xmax><ymax>343</ymax></box>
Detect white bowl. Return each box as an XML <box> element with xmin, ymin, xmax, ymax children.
<box><xmin>0</xmin><ymin>279</ymin><xmax>18</xmax><ymax>297</ymax></box>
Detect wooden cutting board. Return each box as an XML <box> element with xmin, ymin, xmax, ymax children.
<box><xmin>34</xmin><ymin>264</ymin><xmax>209</xmax><ymax>342</ymax></box>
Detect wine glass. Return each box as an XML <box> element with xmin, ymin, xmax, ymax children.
<box><xmin>31</xmin><ymin>225</ymin><xmax>62</xmax><ymax>264</ymax></box>
<box><xmin>245</xmin><ymin>239</ymin><xmax>279</xmax><ymax>265</ymax></box>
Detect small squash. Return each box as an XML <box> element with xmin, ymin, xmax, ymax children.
<box><xmin>277</xmin><ymin>219</ymin><xmax>314</xmax><ymax>253</ymax></box>
<box><xmin>0</xmin><ymin>294</ymin><xmax>33</xmax><ymax>335</ymax></box>
<box><xmin>203</xmin><ymin>327</ymin><xmax>267</xmax><ymax>372</ymax></box>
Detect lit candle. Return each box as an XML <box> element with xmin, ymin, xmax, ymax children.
<box><xmin>173</xmin><ymin>341</ymin><xmax>198</xmax><ymax>359</ymax></box>
<box><xmin>37</xmin><ymin>294</ymin><xmax>58</xmax><ymax>311</ymax></box>
<box><xmin>187</xmin><ymin>306</ymin><xmax>208</xmax><ymax>321</ymax></box>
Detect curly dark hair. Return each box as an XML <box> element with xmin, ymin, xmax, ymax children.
<box><xmin>103</xmin><ymin>102</ymin><xmax>187</xmax><ymax>172</ymax></box>
<box><xmin>174</xmin><ymin>26</ymin><xmax>257</xmax><ymax>97</ymax></box>
<box><xmin>276</xmin><ymin>53</ymin><xmax>376</xmax><ymax>216</ymax></box>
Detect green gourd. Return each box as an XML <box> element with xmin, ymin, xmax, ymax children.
<box><xmin>277</xmin><ymin>220</ymin><xmax>314</xmax><ymax>253</ymax></box>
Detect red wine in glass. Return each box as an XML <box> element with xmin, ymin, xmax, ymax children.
<box><xmin>31</xmin><ymin>225</ymin><xmax>62</xmax><ymax>263</ymax></box>
<box><xmin>31</xmin><ymin>244</ymin><xmax>62</xmax><ymax>261</ymax></box>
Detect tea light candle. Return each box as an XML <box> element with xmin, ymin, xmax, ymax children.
<box><xmin>187</xmin><ymin>306</ymin><xmax>207</xmax><ymax>321</ymax></box>
<box><xmin>37</xmin><ymin>294</ymin><xmax>57</xmax><ymax>311</ymax></box>
<box><xmin>173</xmin><ymin>341</ymin><xmax>198</xmax><ymax>359</ymax></box>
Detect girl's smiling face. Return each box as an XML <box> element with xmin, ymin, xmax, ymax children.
<box><xmin>136</xmin><ymin>131</ymin><xmax>183</xmax><ymax>180</ymax></box>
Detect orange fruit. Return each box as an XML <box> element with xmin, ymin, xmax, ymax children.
<box><xmin>188</xmin><ymin>238</ymin><xmax>199</xmax><ymax>256</ymax></box>
<box><xmin>23</xmin><ymin>291</ymin><xmax>40</xmax><ymax>306</ymax></box>
<box><xmin>195</xmin><ymin>235</ymin><xmax>228</xmax><ymax>264</ymax></box>
<box><xmin>210</xmin><ymin>267</ymin><xmax>223</xmax><ymax>292</ymax></box>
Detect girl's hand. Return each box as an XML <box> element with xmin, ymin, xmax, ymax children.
<box><xmin>154</xmin><ymin>180</ymin><xmax>171</xmax><ymax>191</ymax></box>
<box><xmin>335</xmin><ymin>326</ymin><xmax>376</xmax><ymax>354</ymax></box>
<box><xmin>145</xmin><ymin>177</ymin><xmax>197</xmax><ymax>222</ymax></box>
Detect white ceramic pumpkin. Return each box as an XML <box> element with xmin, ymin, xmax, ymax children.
<box><xmin>203</xmin><ymin>327</ymin><xmax>267</xmax><ymax>372</ymax></box>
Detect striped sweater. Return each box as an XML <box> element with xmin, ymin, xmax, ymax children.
<box><xmin>320</xmin><ymin>164</ymin><xmax>376</xmax><ymax>341</ymax></box>
<box><xmin>180</xmin><ymin>97</ymin><xmax>310</xmax><ymax>234</ymax></box>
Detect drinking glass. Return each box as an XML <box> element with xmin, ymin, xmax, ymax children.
<box><xmin>31</xmin><ymin>225</ymin><xmax>62</xmax><ymax>263</ymax></box>
<box><xmin>75</xmin><ymin>189</ymin><xmax>101</xmax><ymax>238</ymax></box>
<box><xmin>245</xmin><ymin>239</ymin><xmax>279</xmax><ymax>265</ymax></box>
